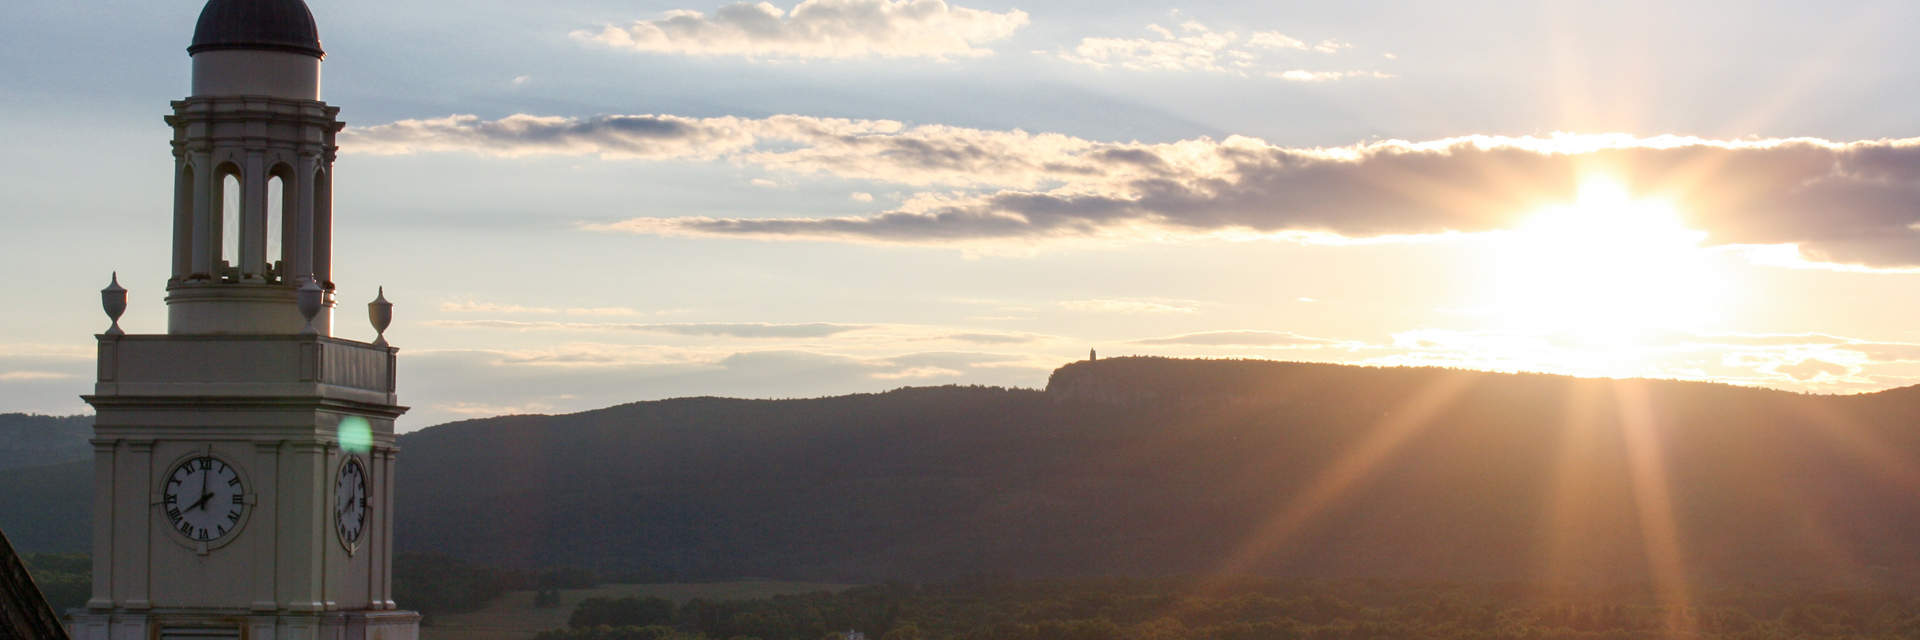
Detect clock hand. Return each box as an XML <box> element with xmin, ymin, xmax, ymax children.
<box><xmin>187</xmin><ymin>491</ymin><xmax>214</xmax><ymax>512</ymax></box>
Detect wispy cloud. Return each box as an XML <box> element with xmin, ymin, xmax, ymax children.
<box><xmin>1059</xmin><ymin>20</ymin><xmax>1382</xmax><ymax>80</ymax></box>
<box><xmin>424</xmin><ymin>319</ymin><xmax>867</xmax><ymax>338</ymax></box>
<box><xmin>1354</xmin><ymin>328</ymin><xmax>1920</xmax><ymax>392</ymax></box>
<box><xmin>1272</xmin><ymin>70</ymin><xmax>1394</xmax><ymax>82</ymax></box>
<box><xmin>0</xmin><ymin>371</ymin><xmax>72</xmax><ymax>381</ymax></box>
<box><xmin>575</xmin><ymin>0</ymin><xmax>1028</xmax><ymax>60</ymax></box>
<box><xmin>940</xmin><ymin>332</ymin><xmax>1045</xmax><ymax>344</ymax></box>
<box><xmin>0</xmin><ymin>344</ymin><xmax>93</xmax><ymax>358</ymax></box>
<box><xmin>441</xmin><ymin>301</ymin><xmax>643</xmax><ymax>316</ymax></box>
<box><xmin>346</xmin><ymin>115</ymin><xmax>1920</xmax><ymax>268</ymax></box>
<box><xmin>441</xmin><ymin>301</ymin><xmax>558</xmax><ymax>314</ymax></box>
<box><xmin>1059</xmin><ymin>299</ymin><xmax>1198</xmax><ymax>314</ymax></box>
<box><xmin>1774</xmin><ymin>358</ymin><xmax>1850</xmax><ymax>381</ymax></box>
<box><xmin>1131</xmin><ymin>330</ymin><xmax>1349</xmax><ymax>347</ymax></box>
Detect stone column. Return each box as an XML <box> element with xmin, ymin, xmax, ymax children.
<box><xmin>86</xmin><ymin>439</ymin><xmax>116</xmax><ymax>610</ymax></box>
<box><xmin>291</xmin><ymin>154</ymin><xmax>316</xmax><ymax>285</ymax></box>
<box><xmin>121</xmin><ymin>440</ymin><xmax>154</xmax><ymax>610</ymax></box>
<box><xmin>279</xmin><ymin>441</ymin><xmax>327</xmax><ymax>612</ymax></box>
<box><xmin>252</xmin><ymin>440</ymin><xmax>283</xmax><ymax>612</ymax></box>
<box><xmin>172</xmin><ymin>154</ymin><xmax>194</xmax><ymax>282</ymax></box>
<box><xmin>311</xmin><ymin>166</ymin><xmax>332</xmax><ymax>288</ymax></box>
<box><xmin>190</xmin><ymin>151</ymin><xmax>215</xmax><ymax>280</ymax></box>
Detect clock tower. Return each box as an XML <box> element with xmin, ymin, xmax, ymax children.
<box><xmin>70</xmin><ymin>1</ymin><xmax>419</xmax><ymax>639</ymax></box>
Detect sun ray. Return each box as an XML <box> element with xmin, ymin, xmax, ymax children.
<box><xmin>1204</xmin><ymin>371</ymin><xmax>1479</xmax><ymax>580</ymax></box>
<box><xmin>1612</xmin><ymin>380</ymin><xmax>1695</xmax><ymax>635</ymax></box>
<box><xmin>1539</xmin><ymin>379</ymin><xmax>1614</xmax><ymax>587</ymax></box>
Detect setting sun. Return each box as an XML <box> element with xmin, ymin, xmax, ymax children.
<box><xmin>1478</xmin><ymin>178</ymin><xmax>1728</xmax><ymax>340</ymax></box>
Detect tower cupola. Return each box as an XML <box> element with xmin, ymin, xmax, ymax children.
<box><xmin>167</xmin><ymin>0</ymin><xmax>342</xmax><ymax>334</ymax></box>
<box><xmin>188</xmin><ymin>0</ymin><xmax>324</xmax><ymax>100</ymax></box>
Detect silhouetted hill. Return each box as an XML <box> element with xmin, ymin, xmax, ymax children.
<box><xmin>0</xmin><ymin>414</ymin><xmax>90</xmax><ymax>471</ymax></box>
<box><xmin>396</xmin><ymin>358</ymin><xmax>1920</xmax><ymax>587</ymax></box>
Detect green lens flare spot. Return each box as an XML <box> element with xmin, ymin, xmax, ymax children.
<box><xmin>338</xmin><ymin>416</ymin><xmax>372</xmax><ymax>453</ymax></box>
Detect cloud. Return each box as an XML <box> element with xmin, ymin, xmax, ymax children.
<box><xmin>1273</xmin><ymin>70</ymin><xmax>1394</xmax><ymax>82</ymax></box>
<box><xmin>1247</xmin><ymin>31</ymin><xmax>1308</xmax><ymax>51</ymax></box>
<box><xmin>1059</xmin><ymin>299</ymin><xmax>1197</xmax><ymax>313</ymax></box>
<box><xmin>1060</xmin><ymin>21</ymin><xmax>1381</xmax><ymax>78</ymax></box>
<box><xmin>1342</xmin><ymin>327</ymin><xmax>1920</xmax><ymax>392</ymax></box>
<box><xmin>1130</xmin><ymin>330</ymin><xmax>1347</xmax><ymax>347</ymax></box>
<box><xmin>435</xmin><ymin>401</ymin><xmax>556</xmax><ymax>417</ymax></box>
<box><xmin>567</xmin><ymin>307</ymin><xmax>643</xmax><ymax>316</ymax></box>
<box><xmin>0</xmin><ymin>371</ymin><xmax>72</xmax><ymax>381</ymax></box>
<box><xmin>1062</xmin><ymin>21</ymin><xmax>1239</xmax><ymax>72</ymax></box>
<box><xmin>441</xmin><ymin>301</ymin><xmax>558</xmax><ymax>314</ymax></box>
<box><xmin>0</xmin><ymin>344</ymin><xmax>92</xmax><ymax>358</ymax></box>
<box><xmin>441</xmin><ymin>301</ymin><xmax>643</xmax><ymax>316</ymax></box>
<box><xmin>345</xmin><ymin>113</ymin><xmax>1920</xmax><ymax>268</ymax></box>
<box><xmin>1774</xmin><ymin>358</ymin><xmax>1851</xmax><ymax>381</ymax></box>
<box><xmin>941</xmin><ymin>332</ymin><xmax>1043</xmax><ymax>344</ymax></box>
<box><xmin>574</xmin><ymin>0</ymin><xmax>1028</xmax><ymax>60</ymax></box>
<box><xmin>424</xmin><ymin>319</ymin><xmax>867</xmax><ymax>338</ymax></box>
<box><xmin>1837</xmin><ymin>342</ymin><xmax>1920</xmax><ymax>362</ymax></box>
<box><xmin>871</xmin><ymin>366</ymin><xmax>963</xmax><ymax>379</ymax></box>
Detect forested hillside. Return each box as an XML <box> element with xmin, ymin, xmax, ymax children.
<box><xmin>0</xmin><ymin>414</ymin><xmax>90</xmax><ymax>471</ymax></box>
<box><xmin>396</xmin><ymin>357</ymin><xmax>1920</xmax><ymax>587</ymax></box>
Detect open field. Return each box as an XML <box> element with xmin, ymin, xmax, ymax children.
<box><xmin>420</xmin><ymin>582</ymin><xmax>857</xmax><ymax>640</ymax></box>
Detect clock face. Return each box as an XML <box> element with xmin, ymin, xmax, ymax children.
<box><xmin>163</xmin><ymin>456</ymin><xmax>245</xmax><ymax>542</ymax></box>
<box><xmin>335</xmin><ymin>458</ymin><xmax>368</xmax><ymax>547</ymax></box>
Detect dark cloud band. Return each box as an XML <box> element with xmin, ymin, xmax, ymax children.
<box><xmin>344</xmin><ymin>114</ymin><xmax>1920</xmax><ymax>267</ymax></box>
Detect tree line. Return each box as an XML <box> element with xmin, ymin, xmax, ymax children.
<box><xmin>538</xmin><ymin>577</ymin><xmax>1920</xmax><ymax>640</ymax></box>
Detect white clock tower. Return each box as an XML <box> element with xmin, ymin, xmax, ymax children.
<box><xmin>70</xmin><ymin>0</ymin><xmax>419</xmax><ymax>638</ymax></box>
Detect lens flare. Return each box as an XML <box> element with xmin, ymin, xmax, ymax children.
<box><xmin>338</xmin><ymin>416</ymin><xmax>373</xmax><ymax>453</ymax></box>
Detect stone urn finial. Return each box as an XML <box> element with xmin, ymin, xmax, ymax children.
<box><xmin>368</xmin><ymin>287</ymin><xmax>392</xmax><ymax>347</ymax></box>
<box><xmin>297</xmin><ymin>280</ymin><xmax>324</xmax><ymax>335</ymax></box>
<box><xmin>101</xmin><ymin>272</ymin><xmax>127</xmax><ymax>336</ymax></box>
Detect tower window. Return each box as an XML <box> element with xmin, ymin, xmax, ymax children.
<box><xmin>221</xmin><ymin>172</ymin><xmax>241</xmax><ymax>276</ymax></box>
<box><xmin>267</xmin><ymin>174</ymin><xmax>285</xmax><ymax>278</ymax></box>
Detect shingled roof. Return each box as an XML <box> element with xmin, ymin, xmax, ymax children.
<box><xmin>0</xmin><ymin>527</ymin><xmax>68</xmax><ymax>640</ymax></box>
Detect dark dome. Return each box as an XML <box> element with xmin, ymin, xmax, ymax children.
<box><xmin>188</xmin><ymin>0</ymin><xmax>324</xmax><ymax>59</ymax></box>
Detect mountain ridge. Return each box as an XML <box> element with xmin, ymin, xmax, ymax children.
<box><xmin>394</xmin><ymin>357</ymin><xmax>1920</xmax><ymax>586</ymax></box>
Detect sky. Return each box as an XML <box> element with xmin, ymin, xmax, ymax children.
<box><xmin>3</xmin><ymin>0</ymin><xmax>1920</xmax><ymax>430</ymax></box>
